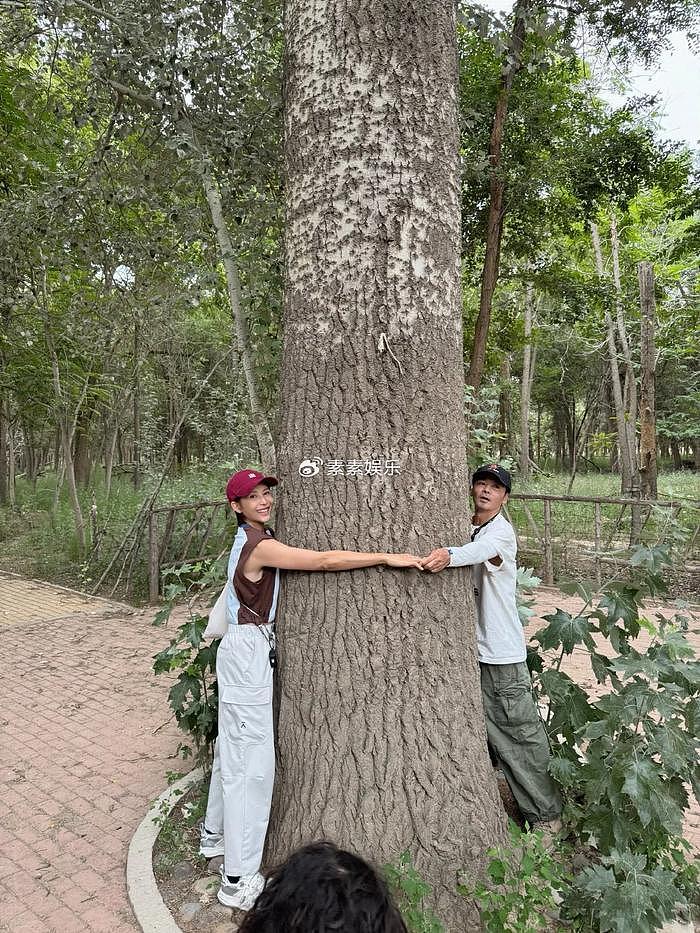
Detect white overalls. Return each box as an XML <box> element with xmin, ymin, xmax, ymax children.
<box><xmin>204</xmin><ymin>525</ymin><xmax>280</xmax><ymax>877</ymax></box>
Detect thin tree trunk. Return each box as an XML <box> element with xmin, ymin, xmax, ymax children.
<box><xmin>0</xmin><ymin>399</ymin><xmax>7</xmax><ymax>505</ymax></box>
<box><xmin>610</xmin><ymin>215</ymin><xmax>639</xmax><ymax>494</ymax></box>
<box><xmin>591</xmin><ymin>221</ymin><xmax>632</xmax><ymax>495</ymax></box>
<box><xmin>133</xmin><ymin>314</ymin><xmax>142</xmax><ymax>489</ymax></box>
<box><xmin>198</xmin><ymin>161</ymin><xmax>277</xmax><ymax>473</ymax></box>
<box><xmin>37</xmin><ymin>263</ymin><xmax>87</xmax><ymax>552</ymax></box>
<box><xmin>102</xmin><ymin>76</ymin><xmax>276</xmax><ymax>474</ymax></box>
<box><xmin>73</xmin><ymin>412</ymin><xmax>92</xmax><ymax>486</ymax></box>
<box><xmin>270</xmin><ymin>3</ymin><xmax>504</xmax><ymax>926</ymax></box>
<box><xmin>638</xmin><ymin>262</ymin><xmax>657</xmax><ymax>499</ymax></box>
<box><xmin>520</xmin><ymin>284</ymin><xmax>535</xmax><ymax>479</ymax></box>
<box><xmin>104</xmin><ymin>417</ymin><xmax>119</xmax><ymax>499</ymax></box>
<box><xmin>7</xmin><ymin>416</ymin><xmax>15</xmax><ymax>506</ymax></box>
<box><xmin>671</xmin><ymin>441</ymin><xmax>682</xmax><ymax>470</ymax></box>
<box><xmin>499</xmin><ymin>355</ymin><xmax>512</xmax><ymax>459</ymax></box>
<box><xmin>467</xmin><ymin>0</ymin><xmax>532</xmax><ymax>393</ymax></box>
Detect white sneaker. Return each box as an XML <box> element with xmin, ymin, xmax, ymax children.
<box><xmin>198</xmin><ymin>822</ymin><xmax>225</xmax><ymax>858</ymax></box>
<box><xmin>217</xmin><ymin>866</ymin><xmax>265</xmax><ymax>911</ymax></box>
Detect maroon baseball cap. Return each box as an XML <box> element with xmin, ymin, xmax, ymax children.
<box><xmin>472</xmin><ymin>463</ymin><xmax>512</xmax><ymax>492</ymax></box>
<box><xmin>226</xmin><ymin>469</ymin><xmax>278</xmax><ymax>502</ymax></box>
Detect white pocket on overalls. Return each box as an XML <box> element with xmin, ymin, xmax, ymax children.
<box><xmin>220</xmin><ymin>684</ymin><xmax>272</xmax><ymax>743</ymax></box>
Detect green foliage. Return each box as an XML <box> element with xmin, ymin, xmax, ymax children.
<box><xmin>384</xmin><ymin>852</ymin><xmax>444</xmax><ymax>933</ymax></box>
<box><xmin>0</xmin><ymin>466</ymin><xmax>235</xmax><ymax>594</ymax></box>
<box><xmin>516</xmin><ymin>566</ymin><xmax>542</xmax><ymax>626</ymax></box>
<box><xmin>152</xmin><ymin>557</ymin><xmax>228</xmax><ymax>767</ymax></box>
<box><xmin>528</xmin><ymin>539</ymin><xmax>700</xmax><ymax>931</ymax></box>
<box><xmin>465</xmin><ymin>381</ymin><xmax>514</xmax><ymax>469</ymax></box>
<box><xmin>459</xmin><ymin>821</ymin><xmax>568</xmax><ymax>933</ymax></box>
<box><xmin>152</xmin><ymin>777</ymin><xmax>209</xmax><ymax>875</ymax></box>
<box><xmin>567</xmin><ymin>847</ymin><xmax>695</xmax><ymax>933</ymax></box>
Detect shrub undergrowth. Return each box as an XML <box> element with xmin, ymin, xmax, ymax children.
<box><xmin>150</xmin><ymin>527</ymin><xmax>699</xmax><ymax>932</ymax></box>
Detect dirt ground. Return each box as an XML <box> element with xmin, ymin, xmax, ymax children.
<box><xmin>153</xmin><ymin>588</ymin><xmax>700</xmax><ymax>932</ymax></box>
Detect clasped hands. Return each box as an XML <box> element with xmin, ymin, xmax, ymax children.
<box><xmin>384</xmin><ymin>549</ymin><xmax>450</xmax><ymax>573</ymax></box>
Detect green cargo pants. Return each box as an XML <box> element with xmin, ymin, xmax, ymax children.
<box><xmin>480</xmin><ymin>661</ymin><xmax>562</xmax><ymax>825</ymax></box>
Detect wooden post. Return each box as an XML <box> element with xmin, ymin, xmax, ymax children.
<box><xmin>148</xmin><ymin>510</ymin><xmax>160</xmax><ymax>603</ymax></box>
<box><xmin>638</xmin><ymin>261</ymin><xmax>657</xmax><ymax>499</ymax></box>
<box><xmin>543</xmin><ymin>498</ymin><xmax>554</xmax><ymax>584</ymax></box>
<box><xmin>594</xmin><ymin>501</ymin><xmax>602</xmax><ymax>589</ymax></box>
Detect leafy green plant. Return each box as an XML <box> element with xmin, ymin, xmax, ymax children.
<box><xmin>152</xmin><ymin>776</ymin><xmax>209</xmax><ymax>875</ymax></box>
<box><xmin>527</xmin><ymin>540</ymin><xmax>699</xmax><ymax>931</ymax></box>
<box><xmin>516</xmin><ymin>565</ymin><xmax>542</xmax><ymax>626</ymax></box>
<box><xmin>152</xmin><ymin>556</ymin><xmax>227</xmax><ymax>768</ymax></box>
<box><xmin>459</xmin><ymin>821</ymin><xmax>568</xmax><ymax>932</ymax></box>
<box><xmin>384</xmin><ymin>851</ymin><xmax>444</xmax><ymax>933</ymax></box>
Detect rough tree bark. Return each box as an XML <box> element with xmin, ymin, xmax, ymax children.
<box><xmin>268</xmin><ymin>2</ymin><xmax>505</xmax><ymax>927</ymax></box>
<box><xmin>638</xmin><ymin>262</ymin><xmax>657</xmax><ymax>499</ymax></box>
<box><xmin>466</xmin><ymin>0</ymin><xmax>531</xmax><ymax>393</ymax></box>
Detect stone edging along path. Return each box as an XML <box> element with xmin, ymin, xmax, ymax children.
<box><xmin>126</xmin><ymin>768</ymin><xmax>203</xmax><ymax>933</ymax></box>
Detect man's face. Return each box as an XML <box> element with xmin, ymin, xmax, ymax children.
<box><xmin>471</xmin><ymin>476</ymin><xmax>508</xmax><ymax>514</ymax></box>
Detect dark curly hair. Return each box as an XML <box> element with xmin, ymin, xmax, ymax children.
<box><xmin>238</xmin><ymin>841</ymin><xmax>408</xmax><ymax>933</ymax></box>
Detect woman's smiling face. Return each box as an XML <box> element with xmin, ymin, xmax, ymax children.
<box><xmin>231</xmin><ymin>483</ymin><xmax>274</xmax><ymax>528</ymax></box>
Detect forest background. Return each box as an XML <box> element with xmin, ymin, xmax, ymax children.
<box><xmin>0</xmin><ymin>0</ymin><xmax>698</xmax><ymax>595</ymax></box>
<box><xmin>2</xmin><ymin>2</ymin><xmax>700</xmax><ymax>930</ymax></box>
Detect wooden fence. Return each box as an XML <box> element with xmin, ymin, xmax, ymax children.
<box><xmin>506</xmin><ymin>493</ymin><xmax>699</xmax><ymax>586</ymax></box>
<box><xmin>147</xmin><ymin>498</ymin><xmax>229</xmax><ymax>601</ymax></box>
<box><xmin>145</xmin><ymin>493</ymin><xmax>699</xmax><ymax>600</ymax></box>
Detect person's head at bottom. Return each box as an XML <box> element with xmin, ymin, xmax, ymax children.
<box><xmin>237</xmin><ymin>840</ymin><xmax>408</xmax><ymax>933</ymax></box>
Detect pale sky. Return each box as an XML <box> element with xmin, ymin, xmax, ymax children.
<box><xmin>477</xmin><ymin>0</ymin><xmax>700</xmax><ymax>152</ymax></box>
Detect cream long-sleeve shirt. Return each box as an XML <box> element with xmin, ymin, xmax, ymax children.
<box><xmin>448</xmin><ymin>512</ymin><xmax>526</xmax><ymax>664</ymax></box>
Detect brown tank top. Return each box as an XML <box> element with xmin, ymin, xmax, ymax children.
<box><xmin>233</xmin><ymin>525</ymin><xmax>277</xmax><ymax>625</ymax></box>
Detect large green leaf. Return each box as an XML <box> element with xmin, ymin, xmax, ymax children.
<box><xmin>535</xmin><ymin>608</ymin><xmax>596</xmax><ymax>653</ymax></box>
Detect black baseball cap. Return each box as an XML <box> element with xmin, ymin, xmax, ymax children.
<box><xmin>471</xmin><ymin>463</ymin><xmax>512</xmax><ymax>493</ymax></box>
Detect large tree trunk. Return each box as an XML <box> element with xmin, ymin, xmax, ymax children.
<box><xmin>638</xmin><ymin>262</ymin><xmax>657</xmax><ymax>499</ymax></box>
<box><xmin>466</xmin><ymin>0</ymin><xmax>531</xmax><ymax>393</ymax></box>
<box><xmin>269</xmin><ymin>2</ymin><xmax>504</xmax><ymax>927</ymax></box>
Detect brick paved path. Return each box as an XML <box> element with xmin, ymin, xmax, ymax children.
<box><xmin>0</xmin><ymin>575</ymin><xmax>697</xmax><ymax>933</ymax></box>
<box><xmin>0</xmin><ymin>574</ymin><xmax>183</xmax><ymax>933</ymax></box>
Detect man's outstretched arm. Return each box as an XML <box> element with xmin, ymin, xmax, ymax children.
<box><xmin>421</xmin><ymin>537</ymin><xmax>503</xmax><ymax>573</ymax></box>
